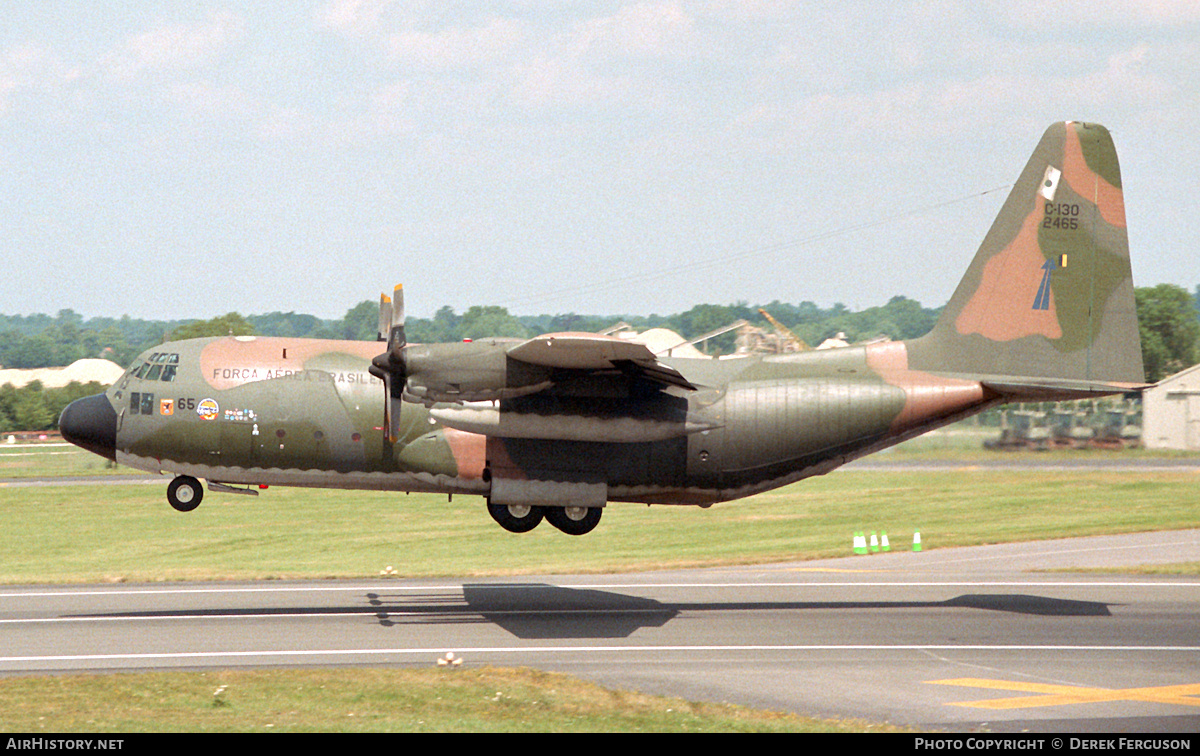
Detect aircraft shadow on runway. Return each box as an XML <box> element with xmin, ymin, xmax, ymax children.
<box><xmin>374</xmin><ymin>587</ymin><xmax>1111</xmax><ymax>639</ymax></box>
<box><xmin>79</xmin><ymin>587</ymin><xmax>1111</xmax><ymax>641</ymax></box>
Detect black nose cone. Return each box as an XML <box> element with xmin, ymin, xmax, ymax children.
<box><xmin>59</xmin><ymin>393</ymin><xmax>117</xmax><ymax>461</ymax></box>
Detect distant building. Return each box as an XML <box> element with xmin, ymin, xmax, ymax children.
<box><xmin>816</xmin><ymin>332</ymin><xmax>849</xmax><ymax>350</ymax></box>
<box><xmin>1142</xmin><ymin>363</ymin><xmax>1200</xmax><ymax>450</ymax></box>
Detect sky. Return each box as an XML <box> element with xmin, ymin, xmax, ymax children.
<box><xmin>2</xmin><ymin>1</ymin><xmax>1198</xmax><ymax>322</ymax></box>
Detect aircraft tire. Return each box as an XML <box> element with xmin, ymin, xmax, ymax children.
<box><xmin>544</xmin><ymin>505</ymin><xmax>602</xmax><ymax>536</ymax></box>
<box><xmin>487</xmin><ymin>502</ymin><xmax>544</xmax><ymax>533</ymax></box>
<box><xmin>167</xmin><ymin>475</ymin><xmax>204</xmax><ymax>513</ymax></box>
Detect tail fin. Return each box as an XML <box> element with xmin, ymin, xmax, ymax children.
<box><xmin>908</xmin><ymin>122</ymin><xmax>1145</xmax><ymax>393</ymax></box>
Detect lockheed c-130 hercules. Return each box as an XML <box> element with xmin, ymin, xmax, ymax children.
<box><xmin>60</xmin><ymin>122</ymin><xmax>1146</xmax><ymax>536</ymax></box>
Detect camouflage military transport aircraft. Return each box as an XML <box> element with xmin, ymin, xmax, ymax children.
<box><xmin>60</xmin><ymin>122</ymin><xmax>1145</xmax><ymax>535</ymax></box>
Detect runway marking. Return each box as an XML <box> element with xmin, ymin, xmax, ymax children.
<box><xmin>902</xmin><ymin>536</ymin><xmax>1200</xmax><ymax>568</ymax></box>
<box><xmin>3</xmin><ymin>645</ymin><xmax>1199</xmax><ymax>666</ymax></box>
<box><xmin>1</xmin><ymin>579</ymin><xmax>1198</xmax><ymax>599</ymax></box>
<box><xmin>928</xmin><ymin>678</ymin><xmax>1200</xmax><ymax>709</ymax></box>
<box><xmin>786</xmin><ymin>568</ymin><xmax>887</xmax><ymax>574</ymax></box>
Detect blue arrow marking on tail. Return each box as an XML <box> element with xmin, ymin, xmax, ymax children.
<box><xmin>1032</xmin><ymin>259</ymin><xmax>1056</xmax><ymax>310</ymax></box>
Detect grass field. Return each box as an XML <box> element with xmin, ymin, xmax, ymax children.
<box><xmin>1</xmin><ymin>455</ymin><xmax>1198</xmax><ymax>583</ymax></box>
<box><xmin>0</xmin><ymin>667</ymin><xmax>909</xmax><ymax>733</ymax></box>
<box><xmin>2</xmin><ymin>438</ymin><xmax>1196</xmax><ymax>732</ymax></box>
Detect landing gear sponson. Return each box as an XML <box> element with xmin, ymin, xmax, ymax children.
<box><xmin>487</xmin><ymin>502</ymin><xmax>602</xmax><ymax>536</ymax></box>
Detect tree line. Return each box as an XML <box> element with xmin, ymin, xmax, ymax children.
<box><xmin>1</xmin><ymin>284</ymin><xmax>1197</xmax><ymax>433</ymax></box>
<box><xmin>0</xmin><ymin>295</ymin><xmax>949</xmax><ymax>371</ymax></box>
<box><xmin>0</xmin><ymin>381</ymin><xmax>107</xmax><ymax>435</ymax></box>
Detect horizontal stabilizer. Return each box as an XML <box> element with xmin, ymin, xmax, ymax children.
<box><xmin>981</xmin><ymin>377</ymin><xmax>1149</xmax><ymax>402</ymax></box>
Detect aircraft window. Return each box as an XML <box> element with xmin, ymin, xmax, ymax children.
<box><xmin>134</xmin><ymin>363</ymin><xmax>151</xmax><ymax>379</ymax></box>
<box><xmin>148</xmin><ymin>353</ymin><xmax>160</xmax><ymax>363</ymax></box>
<box><xmin>130</xmin><ymin>392</ymin><xmax>140</xmax><ymax>415</ymax></box>
<box><xmin>146</xmin><ymin>364</ymin><xmax>163</xmax><ymax>381</ymax></box>
<box><xmin>161</xmin><ymin>365</ymin><xmax>177</xmax><ymax>382</ymax></box>
<box><xmin>140</xmin><ymin>393</ymin><xmax>154</xmax><ymax>416</ymax></box>
<box><xmin>167</xmin><ymin>354</ymin><xmax>179</xmax><ymax>364</ymax></box>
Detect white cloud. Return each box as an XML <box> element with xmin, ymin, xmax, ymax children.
<box><xmin>315</xmin><ymin>0</ymin><xmax>396</xmax><ymax>35</ymax></box>
<box><xmin>383</xmin><ymin>16</ymin><xmax>528</xmax><ymax>71</ymax></box>
<box><xmin>570</xmin><ymin>1</ymin><xmax>697</xmax><ymax>60</ymax></box>
<box><xmin>0</xmin><ymin>43</ymin><xmax>79</xmax><ymax>115</ymax></box>
<box><xmin>99</xmin><ymin>11</ymin><xmax>245</xmax><ymax>81</ymax></box>
<box><xmin>993</xmin><ymin>0</ymin><xmax>1200</xmax><ymax>27</ymax></box>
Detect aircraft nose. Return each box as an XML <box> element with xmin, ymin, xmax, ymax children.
<box><xmin>59</xmin><ymin>393</ymin><xmax>117</xmax><ymax>461</ymax></box>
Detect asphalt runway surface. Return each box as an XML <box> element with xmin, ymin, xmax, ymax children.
<box><xmin>2</xmin><ymin>529</ymin><xmax>1198</xmax><ymax>733</ymax></box>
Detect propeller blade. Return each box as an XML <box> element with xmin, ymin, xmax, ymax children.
<box><xmin>377</xmin><ymin>293</ymin><xmax>392</xmax><ymax>342</ymax></box>
<box><xmin>389</xmin><ymin>283</ymin><xmax>406</xmax><ymax>358</ymax></box>
<box><xmin>369</xmin><ymin>284</ymin><xmax>408</xmax><ymax>444</ymax></box>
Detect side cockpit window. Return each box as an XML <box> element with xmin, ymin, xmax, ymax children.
<box><xmin>130</xmin><ymin>391</ymin><xmax>155</xmax><ymax>415</ymax></box>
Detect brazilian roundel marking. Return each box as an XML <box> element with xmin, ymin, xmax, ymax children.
<box><xmin>197</xmin><ymin>398</ymin><xmax>219</xmax><ymax>421</ymax></box>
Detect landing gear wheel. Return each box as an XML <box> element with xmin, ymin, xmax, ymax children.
<box><xmin>544</xmin><ymin>505</ymin><xmax>602</xmax><ymax>536</ymax></box>
<box><xmin>167</xmin><ymin>475</ymin><xmax>204</xmax><ymax>512</ymax></box>
<box><xmin>487</xmin><ymin>502</ymin><xmax>544</xmax><ymax>533</ymax></box>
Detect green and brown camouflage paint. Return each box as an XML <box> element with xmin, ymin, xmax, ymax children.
<box><xmin>68</xmin><ymin>122</ymin><xmax>1147</xmax><ymax>532</ymax></box>
<box><xmin>909</xmin><ymin>121</ymin><xmax>1143</xmax><ymax>387</ymax></box>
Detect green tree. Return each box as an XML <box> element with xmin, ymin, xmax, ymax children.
<box><xmin>1136</xmin><ymin>284</ymin><xmax>1200</xmax><ymax>382</ymax></box>
<box><xmin>10</xmin><ymin>381</ymin><xmax>53</xmax><ymax>431</ymax></box>
<box><xmin>337</xmin><ymin>300</ymin><xmax>380</xmax><ymax>341</ymax></box>
<box><xmin>673</xmin><ymin>304</ymin><xmax>738</xmax><ymax>353</ymax></box>
<box><xmin>458</xmin><ymin>306</ymin><xmax>528</xmax><ymax>340</ymax></box>
<box><xmin>0</xmin><ymin>384</ymin><xmax>16</xmax><ymax>432</ymax></box>
<box><xmin>166</xmin><ymin>313</ymin><xmax>255</xmax><ymax>342</ymax></box>
<box><xmin>5</xmin><ymin>334</ymin><xmax>55</xmax><ymax>369</ymax></box>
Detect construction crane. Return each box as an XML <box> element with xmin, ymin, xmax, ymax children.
<box><xmin>758</xmin><ymin>309</ymin><xmax>809</xmax><ymax>352</ymax></box>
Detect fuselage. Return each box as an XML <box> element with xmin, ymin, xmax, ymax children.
<box><xmin>63</xmin><ymin>334</ymin><xmax>992</xmax><ymax>506</ymax></box>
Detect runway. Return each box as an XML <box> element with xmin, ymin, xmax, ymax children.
<box><xmin>2</xmin><ymin>530</ymin><xmax>1198</xmax><ymax>732</ymax></box>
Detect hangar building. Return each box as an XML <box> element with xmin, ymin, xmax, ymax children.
<box><xmin>1142</xmin><ymin>363</ymin><xmax>1200</xmax><ymax>450</ymax></box>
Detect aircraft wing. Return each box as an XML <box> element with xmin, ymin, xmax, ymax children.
<box><xmin>399</xmin><ymin>331</ymin><xmax>698</xmax><ymax>406</ymax></box>
<box><xmin>507</xmin><ymin>332</ymin><xmax>698</xmax><ymax>391</ymax></box>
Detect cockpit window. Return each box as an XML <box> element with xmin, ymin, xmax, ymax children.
<box><xmin>132</xmin><ymin>353</ymin><xmax>180</xmax><ymax>382</ymax></box>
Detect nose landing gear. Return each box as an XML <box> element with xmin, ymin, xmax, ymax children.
<box><xmin>166</xmin><ymin>475</ymin><xmax>204</xmax><ymax>512</ymax></box>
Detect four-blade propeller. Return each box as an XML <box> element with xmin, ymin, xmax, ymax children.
<box><xmin>368</xmin><ymin>284</ymin><xmax>406</xmax><ymax>442</ymax></box>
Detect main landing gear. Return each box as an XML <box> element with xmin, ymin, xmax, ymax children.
<box><xmin>166</xmin><ymin>475</ymin><xmax>204</xmax><ymax>512</ymax></box>
<box><xmin>487</xmin><ymin>502</ymin><xmax>603</xmax><ymax>536</ymax></box>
